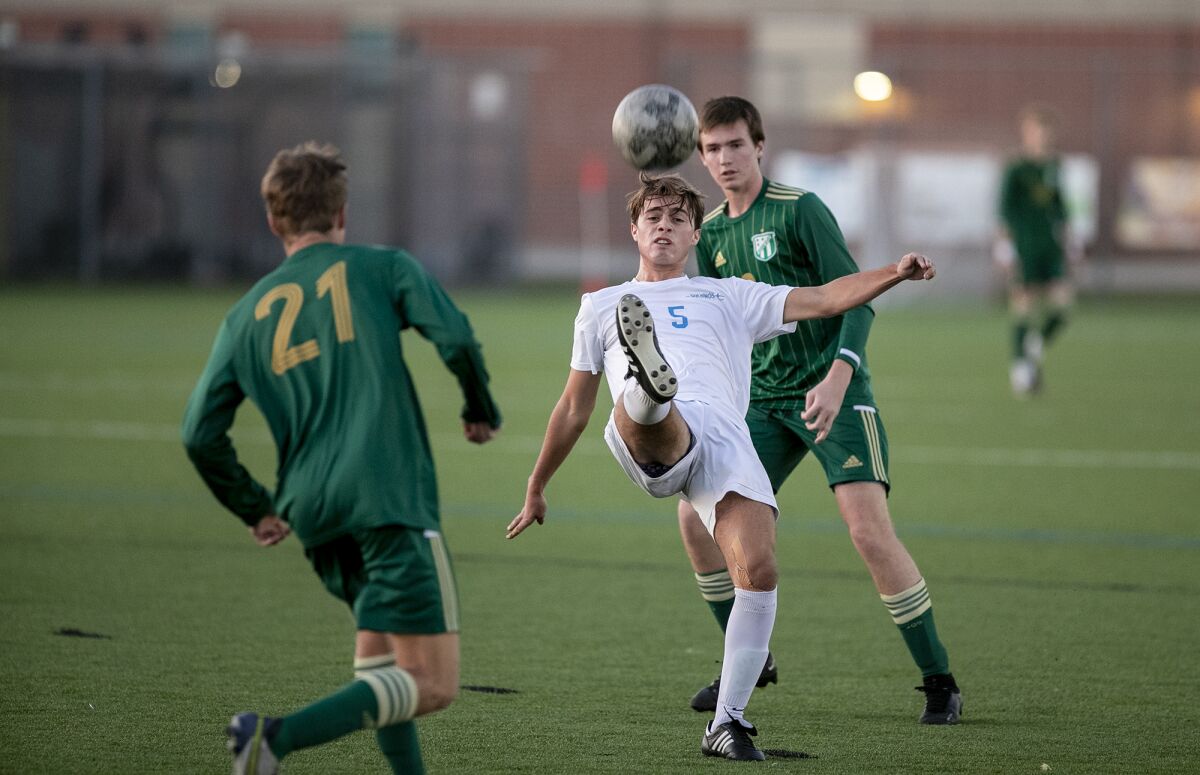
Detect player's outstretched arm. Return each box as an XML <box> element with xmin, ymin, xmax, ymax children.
<box><xmin>506</xmin><ymin>369</ymin><xmax>603</xmax><ymax>539</ymax></box>
<box><xmin>784</xmin><ymin>252</ymin><xmax>935</xmax><ymax>322</ymax></box>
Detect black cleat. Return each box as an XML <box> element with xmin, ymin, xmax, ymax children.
<box><xmin>702</xmin><ymin>720</ymin><xmax>766</xmax><ymax>761</ymax></box>
<box><xmin>916</xmin><ymin>673</ymin><xmax>963</xmax><ymax>725</ymax></box>
<box><xmin>690</xmin><ymin>652</ymin><xmax>777</xmax><ymax>713</ymax></box>
<box><xmin>615</xmin><ymin>294</ymin><xmax>677</xmax><ymax>403</ymax></box>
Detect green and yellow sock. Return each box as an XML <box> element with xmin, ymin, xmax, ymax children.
<box><xmin>377</xmin><ymin>721</ymin><xmax>423</xmax><ymax>774</ymax></box>
<box><xmin>1041</xmin><ymin>308</ymin><xmax>1067</xmax><ymax>344</ymax></box>
<box><xmin>695</xmin><ymin>569</ymin><xmax>735</xmax><ymax>632</ymax></box>
<box><xmin>358</xmin><ymin>654</ymin><xmax>424</xmax><ymax>774</ymax></box>
<box><xmin>269</xmin><ymin>657</ymin><xmax>418</xmax><ymax>758</ymax></box>
<box><xmin>1012</xmin><ymin>319</ymin><xmax>1031</xmax><ymax>360</ymax></box>
<box><xmin>881</xmin><ymin>578</ymin><xmax>950</xmax><ymax>677</ymax></box>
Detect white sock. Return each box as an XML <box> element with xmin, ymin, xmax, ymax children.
<box><xmin>713</xmin><ymin>587</ymin><xmax>777</xmax><ymax>728</ymax></box>
<box><xmin>621</xmin><ymin>378</ymin><xmax>669</xmax><ymax>425</ymax></box>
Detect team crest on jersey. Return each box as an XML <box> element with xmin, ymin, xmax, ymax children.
<box><xmin>751</xmin><ymin>231</ymin><xmax>777</xmax><ymax>262</ymax></box>
<box><xmin>714</xmin><ymin>251</ymin><xmax>727</xmax><ymax>268</ymax></box>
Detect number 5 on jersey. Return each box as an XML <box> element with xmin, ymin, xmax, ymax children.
<box><xmin>255</xmin><ymin>260</ymin><xmax>355</xmax><ymax>375</ymax></box>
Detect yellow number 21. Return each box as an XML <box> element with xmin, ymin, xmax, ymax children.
<box><xmin>254</xmin><ymin>261</ymin><xmax>356</xmax><ymax>375</ymax></box>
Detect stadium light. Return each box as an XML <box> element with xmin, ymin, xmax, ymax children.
<box><xmin>213</xmin><ymin>58</ymin><xmax>241</xmax><ymax>88</ymax></box>
<box><xmin>854</xmin><ymin>71</ymin><xmax>893</xmax><ymax>102</ymax></box>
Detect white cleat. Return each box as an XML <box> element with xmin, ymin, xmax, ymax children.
<box><xmin>1010</xmin><ymin>358</ymin><xmax>1040</xmax><ymax>398</ymax></box>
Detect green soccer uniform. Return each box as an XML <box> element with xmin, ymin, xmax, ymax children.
<box><xmin>696</xmin><ymin>178</ymin><xmax>887</xmax><ymax>490</ymax></box>
<box><xmin>999</xmin><ymin>156</ymin><xmax>1068</xmax><ymax>284</ymax></box>
<box><xmin>182</xmin><ymin>242</ymin><xmax>501</xmax><ymax>549</ymax></box>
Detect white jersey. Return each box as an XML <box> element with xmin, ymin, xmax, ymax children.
<box><xmin>571</xmin><ymin>275</ymin><xmax>795</xmax><ymax>420</ymax></box>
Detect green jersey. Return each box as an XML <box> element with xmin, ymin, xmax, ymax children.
<box><xmin>999</xmin><ymin>156</ymin><xmax>1067</xmax><ymax>263</ymax></box>
<box><xmin>696</xmin><ymin>178</ymin><xmax>875</xmax><ymax>408</ymax></box>
<box><xmin>182</xmin><ymin>242</ymin><xmax>501</xmax><ymax>548</ymax></box>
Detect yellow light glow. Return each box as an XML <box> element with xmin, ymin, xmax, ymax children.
<box><xmin>854</xmin><ymin>71</ymin><xmax>893</xmax><ymax>102</ymax></box>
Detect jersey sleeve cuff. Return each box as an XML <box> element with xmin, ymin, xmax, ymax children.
<box><xmin>836</xmin><ymin>347</ymin><xmax>862</xmax><ymax>370</ymax></box>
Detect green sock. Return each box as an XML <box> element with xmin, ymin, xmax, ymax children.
<box><xmin>271</xmin><ymin>666</ymin><xmax>418</xmax><ymax>758</ymax></box>
<box><xmin>1012</xmin><ymin>319</ymin><xmax>1031</xmax><ymax>359</ymax></box>
<box><xmin>881</xmin><ymin>578</ymin><xmax>950</xmax><ymax>677</ymax></box>
<box><xmin>270</xmin><ymin>680</ymin><xmax>378</xmax><ymax>757</ymax></box>
<box><xmin>899</xmin><ymin>609</ymin><xmax>950</xmax><ymax>676</ymax></box>
<box><xmin>1041</xmin><ymin>309</ymin><xmax>1067</xmax><ymax>344</ymax></box>
<box><xmin>377</xmin><ymin>722</ymin><xmax>424</xmax><ymax>775</ymax></box>
<box><xmin>695</xmin><ymin>569</ymin><xmax>735</xmax><ymax>632</ymax></box>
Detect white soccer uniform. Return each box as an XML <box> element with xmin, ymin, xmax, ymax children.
<box><xmin>570</xmin><ymin>275</ymin><xmax>796</xmax><ymax>533</ymax></box>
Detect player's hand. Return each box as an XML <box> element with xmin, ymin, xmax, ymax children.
<box><xmin>992</xmin><ymin>238</ymin><xmax>1016</xmax><ymax>268</ymax></box>
<box><xmin>464</xmin><ymin>421</ymin><xmax>498</xmax><ymax>445</ymax></box>
<box><xmin>250</xmin><ymin>514</ymin><xmax>290</xmax><ymax>547</ymax></box>
<box><xmin>1065</xmin><ymin>231</ymin><xmax>1085</xmax><ymax>266</ymax></box>
<box><xmin>506</xmin><ymin>493</ymin><xmax>546</xmax><ymax>539</ymax></box>
<box><xmin>895</xmin><ymin>253</ymin><xmax>936</xmax><ymax>281</ymax></box>
<box><xmin>802</xmin><ymin>365</ymin><xmax>850</xmax><ymax>444</ymax></box>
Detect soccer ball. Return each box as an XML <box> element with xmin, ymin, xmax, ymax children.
<box><xmin>611</xmin><ymin>84</ymin><xmax>699</xmax><ymax>171</ymax></box>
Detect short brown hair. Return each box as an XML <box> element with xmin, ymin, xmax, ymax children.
<box><xmin>1018</xmin><ymin>103</ymin><xmax>1060</xmax><ymax>132</ymax></box>
<box><xmin>626</xmin><ymin>171</ymin><xmax>706</xmax><ymax>229</ymax></box>
<box><xmin>699</xmin><ymin>96</ymin><xmax>765</xmax><ymax>145</ymax></box>
<box><xmin>260</xmin><ymin>141</ymin><xmax>348</xmax><ymax>238</ymax></box>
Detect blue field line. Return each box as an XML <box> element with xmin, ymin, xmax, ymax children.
<box><xmin>3</xmin><ymin>417</ymin><xmax>1200</xmax><ymax>472</ymax></box>
<box><xmin>440</xmin><ymin>503</ymin><xmax>1200</xmax><ymax>550</ymax></box>
<box><xmin>3</xmin><ymin>483</ymin><xmax>1199</xmax><ymax>551</ymax></box>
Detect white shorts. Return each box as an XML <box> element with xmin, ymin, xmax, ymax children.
<box><xmin>603</xmin><ymin>399</ymin><xmax>777</xmax><ymax>535</ymax></box>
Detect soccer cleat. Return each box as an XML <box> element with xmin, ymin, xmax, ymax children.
<box><xmin>690</xmin><ymin>652</ymin><xmax>777</xmax><ymax>713</ymax></box>
<box><xmin>702</xmin><ymin>719</ymin><xmax>767</xmax><ymax>761</ymax></box>
<box><xmin>615</xmin><ymin>294</ymin><xmax>677</xmax><ymax>404</ymax></box>
<box><xmin>916</xmin><ymin>673</ymin><xmax>963</xmax><ymax>725</ymax></box>
<box><xmin>227</xmin><ymin>712</ymin><xmax>281</xmax><ymax>775</ymax></box>
<box><xmin>1009</xmin><ymin>358</ymin><xmax>1038</xmax><ymax>398</ymax></box>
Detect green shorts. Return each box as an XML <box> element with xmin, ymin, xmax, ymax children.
<box><xmin>1016</xmin><ymin>248</ymin><xmax>1065</xmax><ymax>285</ymax></box>
<box><xmin>306</xmin><ymin>526</ymin><xmax>460</xmax><ymax>635</ymax></box>
<box><xmin>746</xmin><ymin>401</ymin><xmax>890</xmax><ymax>494</ymax></box>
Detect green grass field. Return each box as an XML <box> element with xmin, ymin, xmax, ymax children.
<box><xmin>1</xmin><ymin>285</ymin><xmax>1198</xmax><ymax>774</ymax></box>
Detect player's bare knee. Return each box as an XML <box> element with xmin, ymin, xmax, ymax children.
<box><xmin>415</xmin><ymin>676</ymin><xmax>458</xmax><ymax>715</ymax></box>
<box><xmin>734</xmin><ymin>559</ymin><xmax>777</xmax><ymax>592</ymax></box>
<box><xmin>847</xmin><ymin>519</ymin><xmax>897</xmax><ymax>559</ymax></box>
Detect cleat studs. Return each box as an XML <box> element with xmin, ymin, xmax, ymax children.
<box><xmin>669</xmin><ymin>378</ymin><xmax>677</xmax><ymax>384</ymax></box>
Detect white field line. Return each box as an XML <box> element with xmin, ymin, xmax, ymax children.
<box><xmin>1</xmin><ymin>417</ymin><xmax>1199</xmax><ymax>472</ymax></box>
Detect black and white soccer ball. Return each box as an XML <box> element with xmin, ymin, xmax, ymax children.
<box><xmin>611</xmin><ymin>84</ymin><xmax>699</xmax><ymax>171</ymax></box>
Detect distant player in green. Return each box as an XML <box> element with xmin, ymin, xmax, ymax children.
<box><xmin>679</xmin><ymin>96</ymin><xmax>961</xmax><ymax>723</ymax></box>
<box><xmin>996</xmin><ymin>104</ymin><xmax>1081</xmax><ymax>397</ymax></box>
<box><xmin>182</xmin><ymin>142</ymin><xmax>501</xmax><ymax>774</ymax></box>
